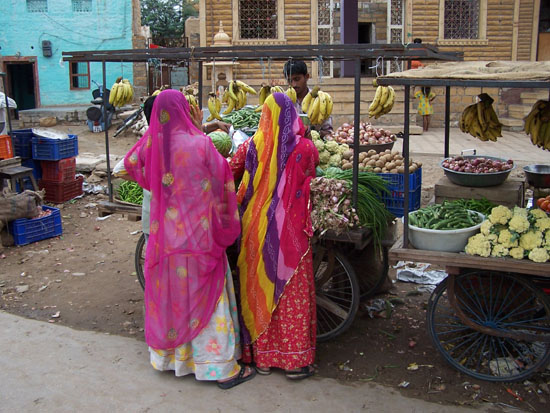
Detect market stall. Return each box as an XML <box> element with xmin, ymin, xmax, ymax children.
<box><xmin>62</xmin><ymin>44</ymin><xmax>461</xmax><ymax>341</ymax></box>
<box><xmin>376</xmin><ymin>62</ymin><xmax>550</xmax><ymax>381</ymax></box>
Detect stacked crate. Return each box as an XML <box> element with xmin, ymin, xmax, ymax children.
<box><xmin>32</xmin><ymin>133</ymin><xmax>81</xmax><ymax>203</ymax></box>
<box><xmin>9</xmin><ymin>129</ymin><xmax>41</xmax><ymax>190</ymax></box>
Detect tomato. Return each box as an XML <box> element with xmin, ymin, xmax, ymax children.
<box><xmin>541</xmin><ymin>200</ymin><xmax>550</xmax><ymax>212</ymax></box>
<box><xmin>537</xmin><ymin>197</ymin><xmax>546</xmax><ymax>207</ymax></box>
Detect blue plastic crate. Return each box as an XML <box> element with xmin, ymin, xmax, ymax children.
<box><xmin>31</xmin><ymin>134</ymin><xmax>78</xmax><ymax>161</ymax></box>
<box><xmin>377</xmin><ymin>168</ymin><xmax>422</xmax><ymax>192</ymax></box>
<box><xmin>8</xmin><ymin>206</ymin><xmax>63</xmax><ymax>246</ymax></box>
<box><xmin>11</xmin><ymin>129</ymin><xmax>34</xmax><ymax>159</ymax></box>
<box><xmin>382</xmin><ymin>187</ymin><xmax>422</xmax><ymax>218</ymax></box>
<box><xmin>15</xmin><ymin>159</ymin><xmax>42</xmax><ymax>192</ymax></box>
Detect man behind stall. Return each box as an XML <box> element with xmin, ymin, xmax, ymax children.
<box><xmin>283</xmin><ymin>60</ymin><xmax>333</xmax><ymax>138</ymax></box>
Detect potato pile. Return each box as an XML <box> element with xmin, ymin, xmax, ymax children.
<box><xmin>342</xmin><ymin>149</ymin><xmax>422</xmax><ymax>173</ymax></box>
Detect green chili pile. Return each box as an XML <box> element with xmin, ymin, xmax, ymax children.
<box><xmin>409</xmin><ymin>201</ymin><xmax>484</xmax><ymax>230</ymax></box>
<box><xmin>222</xmin><ymin>108</ymin><xmax>261</xmax><ymax>129</ymax></box>
<box><xmin>444</xmin><ymin>197</ymin><xmax>496</xmax><ymax>216</ymax></box>
<box><xmin>118</xmin><ymin>181</ymin><xmax>144</xmax><ymax>205</ymax></box>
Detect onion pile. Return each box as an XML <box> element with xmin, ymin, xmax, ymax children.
<box><xmin>442</xmin><ymin>156</ymin><xmax>514</xmax><ymax>173</ymax></box>
<box><xmin>327</xmin><ymin>122</ymin><xmax>396</xmax><ymax>145</ymax></box>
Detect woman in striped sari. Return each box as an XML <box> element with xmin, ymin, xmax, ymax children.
<box><xmin>237</xmin><ymin>92</ymin><xmax>319</xmax><ymax>380</ymax></box>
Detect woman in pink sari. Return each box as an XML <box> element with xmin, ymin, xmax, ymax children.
<box><xmin>237</xmin><ymin>92</ymin><xmax>319</xmax><ymax>379</ymax></box>
<box><xmin>124</xmin><ymin>89</ymin><xmax>255</xmax><ymax>389</ymax></box>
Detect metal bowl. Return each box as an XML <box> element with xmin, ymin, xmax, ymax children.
<box><xmin>440</xmin><ymin>155</ymin><xmax>515</xmax><ymax>187</ymax></box>
<box><xmin>358</xmin><ymin>138</ymin><xmax>396</xmax><ymax>153</ymax></box>
<box><xmin>523</xmin><ymin>164</ymin><xmax>550</xmax><ymax>188</ymax></box>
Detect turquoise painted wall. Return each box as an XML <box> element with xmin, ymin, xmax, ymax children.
<box><xmin>0</xmin><ymin>0</ymin><xmax>135</xmax><ymax>106</ymax></box>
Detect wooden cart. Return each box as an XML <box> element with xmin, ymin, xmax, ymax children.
<box><xmin>377</xmin><ymin>71</ymin><xmax>550</xmax><ymax>382</ymax></box>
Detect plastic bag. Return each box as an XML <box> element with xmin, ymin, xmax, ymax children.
<box><xmin>112</xmin><ymin>158</ymin><xmax>128</xmax><ymax>178</ymax></box>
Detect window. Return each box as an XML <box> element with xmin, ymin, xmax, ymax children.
<box><xmin>444</xmin><ymin>0</ymin><xmax>479</xmax><ymax>39</ymax></box>
<box><xmin>438</xmin><ymin>0</ymin><xmax>488</xmax><ymax>45</ymax></box>
<box><xmin>239</xmin><ymin>0</ymin><xmax>277</xmax><ymax>39</ymax></box>
<box><xmin>69</xmin><ymin>62</ymin><xmax>90</xmax><ymax>90</ymax></box>
<box><xmin>72</xmin><ymin>0</ymin><xmax>92</xmax><ymax>12</ymax></box>
<box><xmin>232</xmin><ymin>0</ymin><xmax>285</xmax><ymax>44</ymax></box>
<box><xmin>26</xmin><ymin>0</ymin><xmax>48</xmax><ymax>12</ymax></box>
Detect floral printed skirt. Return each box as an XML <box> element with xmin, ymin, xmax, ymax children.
<box><xmin>242</xmin><ymin>253</ymin><xmax>316</xmax><ymax>370</ymax></box>
<box><xmin>149</xmin><ymin>264</ymin><xmax>242</xmax><ymax>381</ymax></box>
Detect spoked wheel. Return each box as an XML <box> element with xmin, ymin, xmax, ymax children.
<box><xmin>314</xmin><ymin>245</ymin><xmax>360</xmax><ymax>342</ymax></box>
<box><xmin>135</xmin><ymin>233</ymin><xmax>146</xmax><ymax>290</ymax></box>
<box><xmin>427</xmin><ymin>271</ymin><xmax>550</xmax><ymax>382</ymax></box>
<box><xmin>346</xmin><ymin>244</ymin><xmax>389</xmax><ymax>300</ymax></box>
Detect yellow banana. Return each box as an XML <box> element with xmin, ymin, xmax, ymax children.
<box><xmin>308</xmin><ymin>96</ymin><xmax>321</xmax><ymax>124</ymax></box>
<box><xmin>259</xmin><ymin>85</ymin><xmax>270</xmax><ymax>105</ymax></box>
<box><xmin>270</xmin><ymin>86</ymin><xmax>284</xmax><ymax>94</ymax></box>
<box><xmin>286</xmin><ymin>86</ymin><xmax>297</xmax><ymax>104</ymax></box>
<box><xmin>383</xmin><ymin>86</ymin><xmax>395</xmax><ymax>110</ymax></box>
<box><xmin>228</xmin><ymin>81</ymin><xmax>238</xmax><ymax>102</ymax></box>
<box><xmin>325</xmin><ymin>92</ymin><xmax>333</xmax><ymax>117</ymax></box>
<box><xmin>223</xmin><ymin>95</ymin><xmax>235</xmax><ymax>115</ymax></box>
<box><xmin>238</xmin><ymin>89</ymin><xmax>247</xmax><ymax>110</ymax></box>
<box><xmin>301</xmin><ymin>91</ymin><xmax>313</xmax><ymax>113</ymax></box>
<box><xmin>235</xmin><ymin>80</ymin><xmax>257</xmax><ymax>95</ymax></box>
<box><xmin>368</xmin><ymin>86</ymin><xmax>383</xmax><ymax>113</ymax></box>
<box><xmin>109</xmin><ymin>82</ymin><xmax>118</xmax><ymax>105</ymax></box>
<box><xmin>215</xmin><ymin>96</ymin><xmax>221</xmax><ymax>113</ymax></box>
<box><xmin>255</xmin><ymin>104</ymin><xmax>264</xmax><ymax>113</ymax></box>
<box><xmin>378</xmin><ymin>86</ymin><xmax>390</xmax><ymax>107</ymax></box>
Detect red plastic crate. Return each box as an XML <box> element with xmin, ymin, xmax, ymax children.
<box><xmin>40</xmin><ymin>157</ymin><xmax>76</xmax><ymax>182</ymax></box>
<box><xmin>0</xmin><ymin>134</ymin><xmax>14</xmax><ymax>160</ymax></box>
<box><xmin>39</xmin><ymin>175</ymin><xmax>84</xmax><ymax>203</ymax></box>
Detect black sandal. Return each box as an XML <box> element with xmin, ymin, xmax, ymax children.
<box><xmin>217</xmin><ymin>366</ymin><xmax>256</xmax><ymax>390</ymax></box>
<box><xmin>285</xmin><ymin>365</ymin><xmax>314</xmax><ymax>380</ymax></box>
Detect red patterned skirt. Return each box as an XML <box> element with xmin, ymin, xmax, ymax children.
<box><xmin>241</xmin><ymin>252</ymin><xmax>316</xmax><ymax>370</ymax></box>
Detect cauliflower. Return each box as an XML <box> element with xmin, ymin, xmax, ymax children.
<box><xmin>318</xmin><ymin>150</ymin><xmax>331</xmax><ymax>165</ymax></box>
<box><xmin>310</xmin><ymin>130</ymin><xmax>321</xmax><ymax>142</ymax></box>
<box><xmin>491</xmin><ymin>244</ymin><xmax>509</xmax><ymax>258</ymax></box>
<box><xmin>313</xmin><ymin>139</ymin><xmax>325</xmax><ymax>152</ymax></box>
<box><xmin>534</xmin><ymin>217</ymin><xmax>550</xmax><ymax>232</ymax></box>
<box><xmin>480</xmin><ymin>220</ymin><xmax>493</xmax><ymax>235</ymax></box>
<box><xmin>329</xmin><ymin>153</ymin><xmax>342</xmax><ymax>167</ymax></box>
<box><xmin>487</xmin><ymin>233</ymin><xmax>498</xmax><ymax>244</ymax></box>
<box><xmin>337</xmin><ymin>143</ymin><xmax>350</xmax><ymax>155</ymax></box>
<box><xmin>465</xmin><ymin>233</ymin><xmax>492</xmax><ymax>257</ymax></box>
<box><xmin>488</xmin><ymin>205</ymin><xmax>512</xmax><ymax>225</ymax></box>
<box><xmin>545</xmin><ymin>231</ymin><xmax>550</xmax><ymax>248</ymax></box>
<box><xmin>512</xmin><ymin>206</ymin><xmax>528</xmax><ymax>218</ymax></box>
<box><xmin>497</xmin><ymin>229</ymin><xmax>519</xmax><ymax>248</ymax></box>
<box><xmin>508</xmin><ymin>215</ymin><xmax>530</xmax><ymax>234</ymax></box>
<box><xmin>509</xmin><ymin>246</ymin><xmax>525</xmax><ymax>259</ymax></box>
<box><xmin>324</xmin><ymin>141</ymin><xmax>340</xmax><ymax>155</ymax></box>
<box><xmin>519</xmin><ymin>230</ymin><xmax>543</xmax><ymax>250</ymax></box>
<box><xmin>528</xmin><ymin>247</ymin><xmax>549</xmax><ymax>263</ymax></box>
<box><xmin>529</xmin><ymin>208</ymin><xmax>548</xmax><ymax>220</ymax></box>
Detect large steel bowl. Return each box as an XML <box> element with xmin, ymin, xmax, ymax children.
<box><xmin>440</xmin><ymin>155</ymin><xmax>515</xmax><ymax>187</ymax></box>
<box><xmin>523</xmin><ymin>164</ymin><xmax>550</xmax><ymax>188</ymax></box>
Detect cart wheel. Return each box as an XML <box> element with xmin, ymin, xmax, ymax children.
<box><xmin>427</xmin><ymin>271</ymin><xmax>550</xmax><ymax>382</ymax></box>
<box><xmin>135</xmin><ymin>233</ymin><xmax>146</xmax><ymax>290</ymax></box>
<box><xmin>314</xmin><ymin>246</ymin><xmax>360</xmax><ymax>342</ymax></box>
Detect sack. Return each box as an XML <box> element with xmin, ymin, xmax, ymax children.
<box><xmin>0</xmin><ymin>188</ymin><xmax>44</xmax><ymax>232</ymax></box>
<box><xmin>112</xmin><ymin>157</ymin><xmax>128</xmax><ymax>178</ymax></box>
<box><xmin>39</xmin><ymin>117</ymin><xmax>57</xmax><ymax>127</ymax></box>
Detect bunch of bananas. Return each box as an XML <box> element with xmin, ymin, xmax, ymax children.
<box><xmin>524</xmin><ymin>100</ymin><xmax>550</xmax><ymax>150</ymax></box>
<box><xmin>182</xmin><ymin>86</ymin><xmax>200</xmax><ymax>110</ymax></box>
<box><xmin>285</xmin><ymin>86</ymin><xmax>297</xmax><ymax>104</ymax></box>
<box><xmin>206</xmin><ymin>92</ymin><xmax>223</xmax><ymax>122</ymax></box>
<box><xmin>222</xmin><ymin>80</ymin><xmax>257</xmax><ymax>115</ymax></box>
<box><xmin>459</xmin><ymin>93</ymin><xmax>502</xmax><ymax>142</ymax></box>
<box><xmin>256</xmin><ymin>85</ymin><xmax>296</xmax><ymax>112</ymax></box>
<box><xmin>301</xmin><ymin>86</ymin><xmax>333</xmax><ymax>125</ymax></box>
<box><xmin>109</xmin><ymin>78</ymin><xmax>134</xmax><ymax>107</ymax></box>
<box><xmin>368</xmin><ymin>85</ymin><xmax>395</xmax><ymax>119</ymax></box>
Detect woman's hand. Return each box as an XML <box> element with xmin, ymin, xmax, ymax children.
<box><xmin>190</xmin><ymin>104</ymin><xmax>204</xmax><ymax>131</ymax></box>
<box><xmin>202</xmin><ymin>121</ymin><xmax>232</xmax><ymax>134</ymax></box>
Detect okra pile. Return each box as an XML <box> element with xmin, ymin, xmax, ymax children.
<box><xmin>409</xmin><ymin>201</ymin><xmax>484</xmax><ymax>230</ymax></box>
<box><xmin>118</xmin><ymin>181</ymin><xmax>144</xmax><ymax>205</ymax></box>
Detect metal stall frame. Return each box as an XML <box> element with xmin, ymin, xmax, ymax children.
<box><xmin>62</xmin><ymin>44</ymin><xmax>461</xmax><ymax>209</ymax></box>
<box><xmin>374</xmin><ymin>76</ymin><xmax>550</xmax><ymax>251</ymax></box>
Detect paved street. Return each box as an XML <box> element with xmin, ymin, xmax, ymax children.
<box><xmin>0</xmin><ymin>311</ymin><xmax>489</xmax><ymax>413</ymax></box>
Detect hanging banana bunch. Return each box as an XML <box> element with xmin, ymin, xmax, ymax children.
<box><xmin>368</xmin><ymin>85</ymin><xmax>395</xmax><ymax>119</ymax></box>
<box><xmin>222</xmin><ymin>80</ymin><xmax>257</xmax><ymax>115</ymax></box>
<box><xmin>255</xmin><ymin>85</ymin><xmax>272</xmax><ymax>112</ymax></box>
<box><xmin>285</xmin><ymin>86</ymin><xmax>297</xmax><ymax>104</ymax></box>
<box><xmin>206</xmin><ymin>92</ymin><xmax>223</xmax><ymax>122</ymax></box>
<box><xmin>301</xmin><ymin>86</ymin><xmax>334</xmax><ymax>126</ymax></box>
<box><xmin>182</xmin><ymin>86</ymin><xmax>200</xmax><ymax>110</ymax></box>
<box><xmin>109</xmin><ymin>78</ymin><xmax>134</xmax><ymax>107</ymax></box>
<box><xmin>524</xmin><ymin>100</ymin><xmax>550</xmax><ymax>151</ymax></box>
<box><xmin>459</xmin><ymin>93</ymin><xmax>503</xmax><ymax>142</ymax></box>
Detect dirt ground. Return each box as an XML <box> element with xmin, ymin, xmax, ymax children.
<box><xmin>1</xmin><ymin>122</ymin><xmax>549</xmax><ymax>412</ymax></box>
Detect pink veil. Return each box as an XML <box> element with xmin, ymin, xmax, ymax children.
<box><xmin>124</xmin><ymin>89</ymin><xmax>240</xmax><ymax>349</ymax></box>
